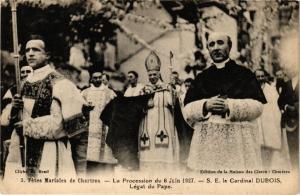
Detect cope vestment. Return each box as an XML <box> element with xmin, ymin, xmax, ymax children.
<box><xmin>139</xmin><ymin>81</ymin><xmax>180</xmax><ymax>172</ymax></box>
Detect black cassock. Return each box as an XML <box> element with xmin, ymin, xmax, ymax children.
<box><xmin>184</xmin><ymin>60</ymin><xmax>267</xmax><ymax>106</ymax></box>
<box><xmin>101</xmin><ymin>94</ymin><xmax>193</xmax><ymax>170</ymax></box>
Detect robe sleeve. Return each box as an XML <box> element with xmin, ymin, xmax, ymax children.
<box><xmin>81</xmin><ymin>88</ymin><xmax>88</xmax><ymax>101</ymax></box>
<box><xmin>3</xmin><ymin>89</ymin><xmax>13</xmax><ymax>101</ymax></box>
<box><xmin>1</xmin><ymin>89</ymin><xmax>14</xmax><ymax>126</ymax></box>
<box><xmin>69</xmin><ymin>47</ymin><xmax>76</xmax><ymax>66</ymax></box>
<box><xmin>107</xmin><ymin>89</ymin><xmax>117</xmax><ymax>103</ymax></box>
<box><xmin>23</xmin><ymin>99</ymin><xmax>63</xmax><ymax>139</ymax></box>
<box><xmin>1</xmin><ymin>103</ymin><xmax>12</xmax><ymax>127</ymax></box>
<box><xmin>183</xmin><ymin>99</ymin><xmax>210</xmax><ymax>126</ymax></box>
<box><xmin>53</xmin><ymin>79</ymin><xmax>88</xmax><ymax>137</ymax></box>
<box><xmin>227</xmin><ymin>98</ymin><xmax>263</xmax><ymax>122</ymax></box>
<box><xmin>1</xmin><ymin>89</ymin><xmax>13</xmax><ymax>112</ymax></box>
<box><xmin>184</xmin><ymin>75</ymin><xmax>205</xmax><ymax>106</ymax></box>
<box><xmin>11</xmin><ymin>78</ymin><xmax>87</xmax><ymax>139</ymax></box>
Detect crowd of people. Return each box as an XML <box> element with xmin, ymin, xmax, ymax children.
<box><xmin>0</xmin><ymin>31</ymin><xmax>298</xmax><ymax>182</ymax></box>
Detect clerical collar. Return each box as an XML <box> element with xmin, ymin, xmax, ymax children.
<box><xmin>214</xmin><ymin>58</ymin><xmax>230</xmax><ymax>69</ymax></box>
<box><xmin>27</xmin><ymin>64</ymin><xmax>54</xmax><ymax>83</ymax></box>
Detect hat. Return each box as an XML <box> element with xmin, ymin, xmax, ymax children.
<box><xmin>145</xmin><ymin>51</ymin><xmax>161</xmax><ymax>72</ymax></box>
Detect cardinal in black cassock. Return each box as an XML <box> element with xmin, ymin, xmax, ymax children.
<box><xmin>183</xmin><ymin>33</ymin><xmax>267</xmax><ymax>171</ymax></box>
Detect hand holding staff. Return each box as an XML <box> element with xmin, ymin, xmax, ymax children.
<box><xmin>10</xmin><ymin>0</ymin><xmax>25</xmax><ymax>167</ymax></box>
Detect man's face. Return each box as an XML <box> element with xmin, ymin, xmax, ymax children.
<box><xmin>171</xmin><ymin>72</ymin><xmax>179</xmax><ymax>84</ymax></box>
<box><xmin>25</xmin><ymin>40</ymin><xmax>48</xmax><ymax>69</ymax></box>
<box><xmin>92</xmin><ymin>72</ymin><xmax>102</xmax><ymax>87</ymax></box>
<box><xmin>101</xmin><ymin>74</ymin><xmax>109</xmax><ymax>85</ymax></box>
<box><xmin>172</xmin><ymin>72</ymin><xmax>179</xmax><ymax>80</ymax></box>
<box><xmin>20</xmin><ymin>66</ymin><xmax>33</xmax><ymax>80</ymax></box>
<box><xmin>184</xmin><ymin>81</ymin><xmax>191</xmax><ymax>90</ymax></box>
<box><xmin>207</xmin><ymin>34</ymin><xmax>231</xmax><ymax>63</ymax></box>
<box><xmin>127</xmin><ymin>73</ymin><xmax>137</xmax><ymax>85</ymax></box>
<box><xmin>275</xmin><ymin>70</ymin><xmax>284</xmax><ymax>81</ymax></box>
<box><xmin>255</xmin><ymin>70</ymin><xmax>265</xmax><ymax>85</ymax></box>
<box><xmin>279</xmin><ymin>33</ymin><xmax>299</xmax><ymax>78</ymax></box>
<box><xmin>147</xmin><ymin>70</ymin><xmax>160</xmax><ymax>85</ymax></box>
<box><xmin>70</xmin><ymin>70</ymin><xmax>80</xmax><ymax>84</ymax></box>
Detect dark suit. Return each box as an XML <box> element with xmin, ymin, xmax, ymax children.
<box><xmin>278</xmin><ymin>80</ymin><xmax>299</xmax><ymax>167</ymax></box>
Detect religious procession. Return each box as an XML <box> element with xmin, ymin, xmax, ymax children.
<box><xmin>0</xmin><ymin>0</ymin><xmax>299</xmax><ymax>184</ymax></box>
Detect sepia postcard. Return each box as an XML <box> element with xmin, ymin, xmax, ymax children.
<box><xmin>0</xmin><ymin>0</ymin><xmax>299</xmax><ymax>194</ymax></box>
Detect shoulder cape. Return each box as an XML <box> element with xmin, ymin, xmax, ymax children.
<box><xmin>184</xmin><ymin>60</ymin><xmax>267</xmax><ymax>105</ymax></box>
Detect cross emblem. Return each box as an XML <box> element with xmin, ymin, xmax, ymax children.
<box><xmin>140</xmin><ymin>133</ymin><xmax>149</xmax><ymax>145</ymax></box>
<box><xmin>156</xmin><ymin>130</ymin><xmax>168</xmax><ymax>143</ymax></box>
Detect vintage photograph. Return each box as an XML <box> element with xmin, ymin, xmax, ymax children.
<box><xmin>0</xmin><ymin>0</ymin><xmax>299</xmax><ymax>194</ymax></box>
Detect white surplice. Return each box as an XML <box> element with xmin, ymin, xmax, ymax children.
<box><xmin>184</xmin><ymin>98</ymin><xmax>263</xmax><ymax>170</ymax></box>
<box><xmin>124</xmin><ymin>83</ymin><xmax>144</xmax><ymax>97</ymax></box>
<box><xmin>257</xmin><ymin>83</ymin><xmax>291</xmax><ymax>169</ymax></box>
<box><xmin>81</xmin><ymin>84</ymin><xmax>117</xmax><ymax>164</ymax></box>
<box><xmin>2</xmin><ymin>65</ymin><xmax>87</xmax><ymax>183</ymax></box>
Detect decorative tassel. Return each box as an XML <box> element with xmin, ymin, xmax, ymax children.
<box><xmin>154</xmin><ymin>91</ymin><xmax>169</xmax><ymax>148</ymax></box>
<box><xmin>155</xmin><ymin>129</ymin><xmax>169</xmax><ymax>148</ymax></box>
<box><xmin>140</xmin><ymin>115</ymin><xmax>150</xmax><ymax>150</ymax></box>
<box><xmin>140</xmin><ymin>131</ymin><xmax>150</xmax><ymax>150</ymax></box>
